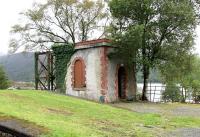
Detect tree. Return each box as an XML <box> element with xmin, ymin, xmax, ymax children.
<box><xmin>109</xmin><ymin>0</ymin><xmax>199</xmax><ymax>100</ymax></box>
<box><xmin>181</xmin><ymin>56</ymin><xmax>200</xmax><ymax>103</ymax></box>
<box><xmin>189</xmin><ymin>57</ymin><xmax>200</xmax><ymax>103</ymax></box>
<box><xmin>109</xmin><ymin>25</ymin><xmax>143</xmax><ymax>97</ymax></box>
<box><xmin>159</xmin><ymin>50</ymin><xmax>194</xmax><ymax>102</ymax></box>
<box><xmin>10</xmin><ymin>0</ymin><xmax>108</xmax><ymax>52</ymax></box>
<box><xmin>160</xmin><ymin>54</ymin><xmax>200</xmax><ymax>103</ymax></box>
<box><xmin>0</xmin><ymin>66</ymin><xmax>10</xmax><ymax>89</ymax></box>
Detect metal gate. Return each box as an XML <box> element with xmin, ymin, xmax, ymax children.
<box><xmin>34</xmin><ymin>51</ymin><xmax>56</xmax><ymax>91</ymax></box>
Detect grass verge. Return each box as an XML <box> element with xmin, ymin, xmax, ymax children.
<box><xmin>0</xmin><ymin>90</ymin><xmax>199</xmax><ymax>137</ymax></box>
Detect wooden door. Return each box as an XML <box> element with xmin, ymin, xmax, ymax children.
<box><xmin>74</xmin><ymin>60</ymin><xmax>84</xmax><ymax>88</ymax></box>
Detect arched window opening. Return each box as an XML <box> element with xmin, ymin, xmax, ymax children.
<box><xmin>74</xmin><ymin>59</ymin><xmax>86</xmax><ymax>89</ymax></box>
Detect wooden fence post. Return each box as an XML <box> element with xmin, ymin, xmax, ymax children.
<box><xmin>35</xmin><ymin>52</ymin><xmax>39</xmax><ymax>90</ymax></box>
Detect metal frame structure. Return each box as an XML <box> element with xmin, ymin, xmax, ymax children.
<box><xmin>35</xmin><ymin>51</ymin><xmax>56</xmax><ymax>91</ymax></box>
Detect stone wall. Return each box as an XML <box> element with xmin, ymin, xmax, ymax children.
<box><xmin>107</xmin><ymin>53</ymin><xmax>136</xmax><ymax>102</ymax></box>
<box><xmin>66</xmin><ymin>47</ymin><xmax>102</xmax><ymax>101</ymax></box>
<box><xmin>66</xmin><ymin>46</ymin><xmax>136</xmax><ymax>102</ymax></box>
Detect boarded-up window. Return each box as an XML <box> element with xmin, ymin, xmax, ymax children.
<box><xmin>74</xmin><ymin>59</ymin><xmax>85</xmax><ymax>88</ymax></box>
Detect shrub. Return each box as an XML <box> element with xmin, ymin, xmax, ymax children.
<box><xmin>190</xmin><ymin>80</ymin><xmax>200</xmax><ymax>103</ymax></box>
<box><xmin>193</xmin><ymin>91</ymin><xmax>200</xmax><ymax>103</ymax></box>
<box><xmin>162</xmin><ymin>83</ymin><xmax>181</xmax><ymax>102</ymax></box>
<box><xmin>0</xmin><ymin>66</ymin><xmax>10</xmax><ymax>89</ymax></box>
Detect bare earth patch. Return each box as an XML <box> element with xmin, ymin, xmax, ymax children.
<box><xmin>0</xmin><ymin>116</ymin><xmax>48</xmax><ymax>137</ymax></box>
<box><xmin>111</xmin><ymin>102</ymin><xmax>162</xmax><ymax>114</ymax></box>
<box><xmin>46</xmin><ymin>108</ymin><xmax>73</xmax><ymax>116</ymax></box>
<box><xmin>87</xmin><ymin>119</ymin><xmax>135</xmax><ymax>137</ymax></box>
<box><xmin>0</xmin><ymin>93</ymin><xmax>28</xmax><ymax>100</ymax></box>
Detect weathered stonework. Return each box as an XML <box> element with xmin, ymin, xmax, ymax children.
<box><xmin>100</xmin><ymin>47</ymin><xmax>109</xmax><ymax>102</ymax></box>
<box><xmin>65</xmin><ymin>39</ymin><xmax>136</xmax><ymax>103</ymax></box>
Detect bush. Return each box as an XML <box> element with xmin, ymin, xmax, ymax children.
<box><xmin>190</xmin><ymin>80</ymin><xmax>200</xmax><ymax>103</ymax></box>
<box><xmin>195</xmin><ymin>95</ymin><xmax>200</xmax><ymax>103</ymax></box>
<box><xmin>162</xmin><ymin>83</ymin><xmax>181</xmax><ymax>102</ymax></box>
<box><xmin>136</xmin><ymin>92</ymin><xmax>142</xmax><ymax>101</ymax></box>
<box><xmin>193</xmin><ymin>92</ymin><xmax>200</xmax><ymax>103</ymax></box>
<box><xmin>0</xmin><ymin>66</ymin><xmax>10</xmax><ymax>89</ymax></box>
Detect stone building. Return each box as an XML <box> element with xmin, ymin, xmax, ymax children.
<box><xmin>66</xmin><ymin>39</ymin><xmax>136</xmax><ymax>103</ymax></box>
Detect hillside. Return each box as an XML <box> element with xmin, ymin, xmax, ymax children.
<box><xmin>0</xmin><ymin>52</ymin><xmax>34</xmax><ymax>82</ymax></box>
<box><xmin>0</xmin><ymin>90</ymin><xmax>199</xmax><ymax>137</ymax></box>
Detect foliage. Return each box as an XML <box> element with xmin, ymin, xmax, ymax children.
<box><xmin>0</xmin><ymin>66</ymin><xmax>10</xmax><ymax>89</ymax></box>
<box><xmin>52</xmin><ymin>44</ymin><xmax>74</xmax><ymax>93</ymax></box>
<box><xmin>159</xmin><ymin>51</ymin><xmax>194</xmax><ymax>102</ymax></box>
<box><xmin>191</xmin><ymin>80</ymin><xmax>200</xmax><ymax>103</ymax></box>
<box><xmin>160</xmin><ymin>55</ymin><xmax>200</xmax><ymax>103</ymax></box>
<box><xmin>10</xmin><ymin>0</ymin><xmax>108</xmax><ymax>52</ymax></box>
<box><xmin>188</xmin><ymin>57</ymin><xmax>200</xmax><ymax>103</ymax></box>
<box><xmin>109</xmin><ymin>0</ymin><xmax>200</xmax><ymax>100</ymax></box>
<box><xmin>162</xmin><ymin>83</ymin><xmax>181</xmax><ymax>103</ymax></box>
<box><xmin>109</xmin><ymin>25</ymin><xmax>142</xmax><ymax>67</ymax></box>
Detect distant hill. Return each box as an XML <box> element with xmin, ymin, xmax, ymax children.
<box><xmin>137</xmin><ymin>69</ymin><xmax>162</xmax><ymax>83</ymax></box>
<box><xmin>0</xmin><ymin>52</ymin><xmax>34</xmax><ymax>82</ymax></box>
<box><xmin>0</xmin><ymin>52</ymin><xmax>161</xmax><ymax>83</ymax></box>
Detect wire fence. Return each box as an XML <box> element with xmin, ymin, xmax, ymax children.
<box><xmin>137</xmin><ymin>84</ymin><xmax>200</xmax><ymax>104</ymax></box>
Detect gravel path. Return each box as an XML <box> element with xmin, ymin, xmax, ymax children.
<box><xmin>166</xmin><ymin>128</ymin><xmax>200</xmax><ymax>137</ymax></box>
<box><xmin>112</xmin><ymin>102</ymin><xmax>200</xmax><ymax>137</ymax></box>
<box><xmin>171</xmin><ymin>106</ymin><xmax>200</xmax><ymax>117</ymax></box>
<box><xmin>112</xmin><ymin>102</ymin><xmax>200</xmax><ymax>117</ymax></box>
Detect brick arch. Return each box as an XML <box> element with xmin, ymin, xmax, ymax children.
<box><xmin>71</xmin><ymin>57</ymin><xmax>86</xmax><ymax>89</ymax></box>
<box><xmin>115</xmin><ymin>65</ymin><xmax>128</xmax><ymax>100</ymax></box>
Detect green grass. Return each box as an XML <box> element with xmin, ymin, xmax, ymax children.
<box><xmin>0</xmin><ymin>90</ymin><xmax>199</xmax><ymax>137</ymax></box>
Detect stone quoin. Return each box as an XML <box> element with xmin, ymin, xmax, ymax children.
<box><xmin>65</xmin><ymin>39</ymin><xmax>136</xmax><ymax>103</ymax></box>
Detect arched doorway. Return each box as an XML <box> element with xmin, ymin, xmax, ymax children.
<box><xmin>118</xmin><ymin>67</ymin><xmax>126</xmax><ymax>99</ymax></box>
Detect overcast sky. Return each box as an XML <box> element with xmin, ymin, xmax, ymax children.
<box><xmin>0</xmin><ymin>0</ymin><xmax>45</xmax><ymax>55</ymax></box>
<box><xmin>0</xmin><ymin>0</ymin><xmax>200</xmax><ymax>55</ymax></box>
